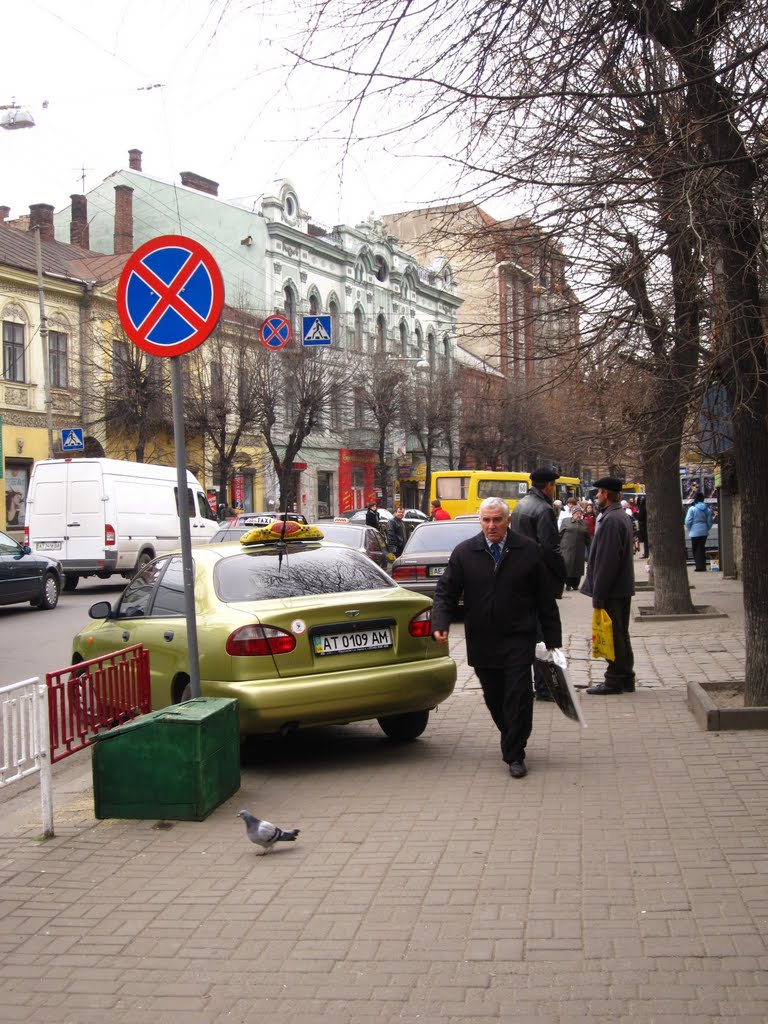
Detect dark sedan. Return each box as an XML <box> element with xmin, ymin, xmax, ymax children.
<box><xmin>391</xmin><ymin>519</ymin><xmax>481</xmax><ymax>599</ymax></box>
<box><xmin>0</xmin><ymin>529</ymin><xmax>62</xmax><ymax>610</ymax></box>
<box><xmin>310</xmin><ymin>522</ymin><xmax>392</xmax><ymax>573</ymax></box>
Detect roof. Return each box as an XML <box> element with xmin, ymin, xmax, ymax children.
<box><xmin>0</xmin><ymin>223</ymin><xmax>126</xmax><ymax>286</ymax></box>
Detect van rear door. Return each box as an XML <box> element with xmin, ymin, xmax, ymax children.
<box><xmin>27</xmin><ymin>462</ymin><xmax>68</xmax><ymax>556</ymax></box>
<box><xmin>65</xmin><ymin>462</ymin><xmax>106</xmax><ymax>566</ymax></box>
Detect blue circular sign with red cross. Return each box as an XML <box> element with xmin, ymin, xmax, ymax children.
<box><xmin>117</xmin><ymin>235</ymin><xmax>225</xmax><ymax>357</ymax></box>
<box><xmin>260</xmin><ymin>314</ymin><xmax>292</xmax><ymax>350</ymax></box>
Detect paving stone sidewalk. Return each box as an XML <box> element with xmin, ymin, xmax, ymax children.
<box><xmin>1</xmin><ymin>566</ymin><xmax>765</xmax><ymax>1023</ymax></box>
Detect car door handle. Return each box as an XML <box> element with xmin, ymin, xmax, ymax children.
<box><xmin>164</xmin><ymin>631</ymin><xmax>174</xmax><ymax>642</ymax></box>
<box><xmin>122</xmin><ymin>631</ymin><xmax>130</xmax><ymax>642</ymax></box>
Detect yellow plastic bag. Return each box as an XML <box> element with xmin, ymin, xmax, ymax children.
<box><xmin>591</xmin><ymin>608</ymin><xmax>615</xmax><ymax>661</ymax></box>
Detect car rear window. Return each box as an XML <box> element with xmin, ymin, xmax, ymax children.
<box><xmin>402</xmin><ymin>522</ymin><xmax>480</xmax><ymax>553</ymax></box>
<box><xmin>316</xmin><ymin>525</ymin><xmax>361</xmax><ymax>544</ymax></box>
<box><xmin>214</xmin><ymin>544</ymin><xmax>395</xmax><ymax>601</ymax></box>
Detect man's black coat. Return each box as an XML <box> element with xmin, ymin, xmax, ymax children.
<box><xmin>431</xmin><ymin>528</ymin><xmax>562</xmax><ymax>668</ymax></box>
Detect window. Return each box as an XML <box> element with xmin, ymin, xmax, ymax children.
<box><xmin>284</xmin><ymin>286</ymin><xmax>296</xmax><ymax>333</ymax></box>
<box><xmin>353</xmin><ymin>388</ymin><xmax>366</xmax><ymax>428</ymax></box>
<box><xmin>329</xmin><ymin>300</ymin><xmax>339</xmax><ymax>347</ymax></box>
<box><xmin>354</xmin><ymin>260</ymin><xmax>365</xmax><ymax>283</ymax></box>
<box><xmin>151</xmin><ymin>557</ymin><xmax>187</xmax><ymax>616</ymax></box>
<box><xmin>329</xmin><ymin>386</ymin><xmax>344</xmax><ymax>431</ymax></box>
<box><xmin>376</xmin><ymin>314</ymin><xmax>386</xmax><ymax>353</ymax></box>
<box><xmin>309</xmin><ymin>293</ymin><xmax>319</xmax><ymax>316</ymax></box>
<box><xmin>2</xmin><ymin>321</ymin><xmax>25</xmax><ymax>382</ymax></box>
<box><xmin>354</xmin><ymin>308</ymin><xmax>363</xmax><ymax>352</ymax></box>
<box><xmin>115</xmin><ymin>559</ymin><xmax>166</xmax><ymax>618</ymax></box>
<box><xmin>428</xmin><ymin>333</ymin><xmax>436</xmax><ymax>369</ymax></box>
<box><xmin>400</xmin><ymin>322</ymin><xmax>408</xmax><ymax>355</ymax></box>
<box><xmin>48</xmin><ymin>330</ymin><xmax>68</xmax><ymax>388</ymax></box>
<box><xmin>415</xmin><ymin>326</ymin><xmax>423</xmax><ymax>360</ymax></box>
<box><xmin>374</xmin><ymin>257</ymin><xmax>388</xmax><ymax>282</ymax></box>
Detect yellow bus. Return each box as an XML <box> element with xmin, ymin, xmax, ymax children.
<box><xmin>430</xmin><ymin>471</ymin><xmax>582</xmax><ymax>518</ymax></box>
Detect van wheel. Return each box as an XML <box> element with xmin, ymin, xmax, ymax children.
<box><xmin>175</xmin><ymin>677</ymin><xmax>192</xmax><ymax>704</ymax></box>
<box><xmin>63</xmin><ymin>574</ymin><xmax>79</xmax><ymax>592</ymax></box>
<box><xmin>377</xmin><ymin>709</ymin><xmax>429</xmax><ymax>741</ymax></box>
<box><xmin>134</xmin><ymin>551</ymin><xmax>153</xmax><ymax>576</ymax></box>
<box><xmin>33</xmin><ymin>572</ymin><xmax>61</xmax><ymax>610</ymax></box>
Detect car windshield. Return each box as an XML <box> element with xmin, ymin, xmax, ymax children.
<box><xmin>402</xmin><ymin>521</ymin><xmax>480</xmax><ymax>553</ymax></box>
<box><xmin>316</xmin><ymin>524</ymin><xmax>363</xmax><ymax>545</ymax></box>
<box><xmin>214</xmin><ymin>544</ymin><xmax>395</xmax><ymax>601</ymax></box>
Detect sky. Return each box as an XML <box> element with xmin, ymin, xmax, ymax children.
<box><xmin>2</xmin><ymin>0</ymin><xmax>465</xmax><ymax>232</ymax></box>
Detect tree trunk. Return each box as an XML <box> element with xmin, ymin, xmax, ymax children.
<box><xmin>642</xmin><ymin>439</ymin><xmax>695</xmax><ymax>616</ymax></box>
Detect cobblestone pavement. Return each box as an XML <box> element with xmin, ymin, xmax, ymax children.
<box><xmin>1</xmin><ymin>566</ymin><xmax>765</xmax><ymax>1023</ymax></box>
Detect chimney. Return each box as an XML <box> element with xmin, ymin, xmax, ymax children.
<box><xmin>70</xmin><ymin>194</ymin><xmax>90</xmax><ymax>249</ymax></box>
<box><xmin>29</xmin><ymin>203</ymin><xmax>55</xmax><ymax>242</ymax></box>
<box><xmin>128</xmin><ymin>148</ymin><xmax>142</xmax><ymax>171</ymax></box>
<box><xmin>114</xmin><ymin>184</ymin><xmax>134</xmax><ymax>254</ymax></box>
<box><xmin>0</xmin><ymin>206</ymin><xmax>9</xmax><ymax>223</ymax></box>
<box><xmin>179</xmin><ymin>170</ymin><xmax>219</xmax><ymax>197</ymax></box>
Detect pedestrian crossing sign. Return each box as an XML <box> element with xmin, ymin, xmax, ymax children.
<box><xmin>302</xmin><ymin>315</ymin><xmax>332</xmax><ymax>346</ymax></box>
<box><xmin>61</xmin><ymin>427</ymin><xmax>84</xmax><ymax>451</ymax></box>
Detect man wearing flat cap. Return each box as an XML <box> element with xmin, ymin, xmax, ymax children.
<box><xmin>581</xmin><ymin>476</ymin><xmax>636</xmax><ymax>694</ymax></box>
<box><xmin>510</xmin><ymin>467</ymin><xmax>567</xmax><ymax>700</ymax></box>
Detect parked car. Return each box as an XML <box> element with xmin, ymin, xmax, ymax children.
<box><xmin>234</xmin><ymin>512</ymin><xmax>308</xmax><ymax>527</ymax></box>
<box><xmin>209</xmin><ymin>525</ymin><xmax>251</xmax><ymax>544</ymax></box>
<box><xmin>0</xmin><ymin>529</ymin><xmax>62</xmax><ymax>610</ymax></box>
<box><xmin>309</xmin><ymin>521</ymin><xmax>391</xmax><ymax>573</ymax></box>
<box><xmin>391</xmin><ymin>519</ymin><xmax>482</xmax><ymax>599</ymax></box>
<box><xmin>341</xmin><ymin>507</ymin><xmax>427</xmax><ymax>525</ymax></box>
<box><xmin>72</xmin><ymin>521</ymin><xmax>456</xmax><ymax>740</ymax></box>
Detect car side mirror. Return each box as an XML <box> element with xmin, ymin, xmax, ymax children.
<box><xmin>88</xmin><ymin>600</ymin><xmax>113</xmax><ymax>620</ymax></box>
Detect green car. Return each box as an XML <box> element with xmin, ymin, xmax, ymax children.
<box><xmin>71</xmin><ymin>523</ymin><xmax>457</xmax><ymax>741</ymax></box>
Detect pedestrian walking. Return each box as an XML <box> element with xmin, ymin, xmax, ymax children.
<box><xmin>432</xmin><ymin>496</ymin><xmax>562</xmax><ymax>779</ymax></box>
<box><xmin>685</xmin><ymin>492</ymin><xmax>713</xmax><ymax>572</ymax></box>
<box><xmin>559</xmin><ymin>506</ymin><xmax>589</xmax><ymax>590</ymax></box>
<box><xmin>365</xmin><ymin>502</ymin><xmax>380</xmax><ymax>528</ymax></box>
<box><xmin>636</xmin><ymin>496</ymin><xmax>649</xmax><ymax>559</ymax></box>
<box><xmin>581</xmin><ymin>476</ymin><xmax>636</xmax><ymax>695</ymax></box>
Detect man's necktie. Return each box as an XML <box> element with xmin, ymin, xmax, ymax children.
<box><xmin>490</xmin><ymin>542</ymin><xmax>502</xmax><ymax>564</ymax></box>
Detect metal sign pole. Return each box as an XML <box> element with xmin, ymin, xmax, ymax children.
<box><xmin>171</xmin><ymin>355</ymin><xmax>201</xmax><ymax>698</ymax></box>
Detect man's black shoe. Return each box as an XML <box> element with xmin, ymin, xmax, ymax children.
<box><xmin>586</xmin><ymin>683</ymin><xmax>623</xmax><ymax>695</ymax></box>
<box><xmin>624</xmin><ymin>679</ymin><xmax>636</xmax><ymax>693</ymax></box>
<box><xmin>508</xmin><ymin>761</ymin><xmax>528</xmax><ymax>778</ymax></box>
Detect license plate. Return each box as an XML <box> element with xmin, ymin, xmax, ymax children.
<box><xmin>36</xmin><ymin>542</ymin><xmax>61</xmax><ymax>551</ymax></box>
<box><xmin>314</xmin><ymin>627</ymin><xmax>392</xmax><ymax>656</ymax></box>
<box><xmin>428</xmin><ymin>566</ymin><xmax>445</xmax><ymax>577</ymax></box>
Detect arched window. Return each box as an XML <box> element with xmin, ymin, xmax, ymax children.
<box><xmin>399</xmin><ymin>321</ymin><xmax>408</xmax><ymax>356</ymax></box>
<box><xmin>443</xmin><ymin>334</ymin><xmax>450</xmax><ymax>359</ymax></box>
<box><xmin>428</xmin><ymin>332</ymin><xmax>436</xmax><ymax>369</ymax></box>
<box><xmin>376</xmin><ymin>314</ymin><xmax>386</xmax><ymax>353</ymax></box>
<box><xmin>329</xmin><ymin>300</ymin><xmax>339</xmax><ymax>347</ymax></box>
<box><xmin>354</xmin><ymin>260</ymin><xmax>365</xmax><ymax>283</ymax></box>
<box><xmin>308</xmin><ymin>292</ymin><xmax>319</xmax><ymax>316</ymax></box>
<box><xmin>283</xmin><ymin>285</ymin><xmax>296</xmax><ymax>334</ymax></box>
<box><xmin>354</xmin><ymin>308</ymin><xmax>363</xmax><ymax>352</ymax></box>
<box><xmin>414</xmin><ymin>325</ymin><xmax>423</xmax><ymax>359</ymax></box>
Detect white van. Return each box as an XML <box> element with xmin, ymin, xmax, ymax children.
<box><xmin>24</xmin><ymin>458</ymin><xmax>219</xmax><ymax>591</ymax></box>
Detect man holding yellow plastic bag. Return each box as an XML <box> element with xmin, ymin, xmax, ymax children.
<box><xmin>581</xmin><ymin>476</ymin><xmax>636</xmax><ymax>694</ymax></box>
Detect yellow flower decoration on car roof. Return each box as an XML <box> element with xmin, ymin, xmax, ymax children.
<box><xmin>240</xmin><ymin>521</ymin><xmax>325</xmax><ymax>545</ymax></box>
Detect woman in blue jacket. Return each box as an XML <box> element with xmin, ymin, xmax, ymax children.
<box><xmin>685</xmin><ymin>493</ymin><xmax>714</xmax><ymax>572</ymax></box>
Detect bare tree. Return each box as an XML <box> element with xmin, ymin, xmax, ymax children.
<box><xmin>358</xmin><ymin>352</ymin><xmax>408</xmax><ymax>508</ymax></box>
<box><xmin>184</xmin><ymin>305</ymin><xmax>265</xmax><ymax>507</ymax></box>
<box><xmin>401</xmin><ymin>362</ymin><xmax>455</xmax><ymax>512</ymax></box>
<box><xmin>295</xmin><ymin>0</ymin><xmax>768</xmax><ymax>700</ymax></box>
<box><xmin>253</xmin><ymin>344</ymin><xmax>356</xmax><ymax>510</ymax></box>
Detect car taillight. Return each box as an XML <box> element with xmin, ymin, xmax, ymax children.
<box><xmin>393</xmin><ymin>565</ymin><xmax>427</xmax><ymax>580</ymax></box>
<box><xmin>409</xmin><ymin>609</ymin><xmax>432</xmax><ymax>637</ymax></box>
<box><xmin>226</xmin><ymin>625</ymin><xmax>297</xmax><ymax>657</ymax></box>
<box><xmin>24</xmin><ymin>526</ymin><xmax>30</xmax><ymax>545</ymax></box>
<box><xmin>105</xmin><ymin>524</ymin><xmax>116</xmax><ymax>546</ymax></box>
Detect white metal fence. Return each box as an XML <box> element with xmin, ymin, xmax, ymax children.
<box><xmin>0</xmin><ymin>677</ymin><xmax>53</xmax><ymax>836</ymax></box>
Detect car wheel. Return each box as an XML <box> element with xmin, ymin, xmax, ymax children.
<box><xmin>63</xmin><ymin>573</ymin><xmax>79</xmax><ymax>592</ymax></box>
<box><xmin>377</xmin><ymin>709</ymin><xmax>430</xmax><ymax>741</ymax></box>
<box><xmin>34</xmin><ymin>572</ymin><xmax>60</xmax><ymax>610</ymax></box>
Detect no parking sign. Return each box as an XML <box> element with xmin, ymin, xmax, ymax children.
<box><xmin>117</xmin><ymin>235</ymin><xmax>224</xmax><ymax>357</ymax></box>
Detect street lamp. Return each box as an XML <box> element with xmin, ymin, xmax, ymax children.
<box><xmin>1</xmin><ymin>101</ymin><xmax>36</xmax><ymax>131</ymax></box>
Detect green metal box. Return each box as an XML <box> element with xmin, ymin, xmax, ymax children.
<box><xmin>92</xmin><ymin>697</ymin><xmax>240</xmax><ymax>821</ymax></box>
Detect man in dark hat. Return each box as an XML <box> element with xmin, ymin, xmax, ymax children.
<box><xmin>510</xmin><ymin>468</ymin><xmax>567</xmax><ymax>701</ymax></box>
<box><xmin>581</xmin><ymin>476</ymin><xmax>636</xmax><ymax>694</ymax></box>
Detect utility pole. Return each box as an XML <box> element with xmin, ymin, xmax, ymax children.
<box><xmin>34</xmin><ymin>226</ymin><xmax>55</xmax><ymax>458</ymax></box>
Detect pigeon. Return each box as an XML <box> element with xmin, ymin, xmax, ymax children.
<box><xmin>238</xmin><ymin>810</ymin><xmax>300</xmax><ymax>854</ymax></box>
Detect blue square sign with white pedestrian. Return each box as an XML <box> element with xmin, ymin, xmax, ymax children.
<box><xmin>61</xmin><ymin>427</ymin><xmax>84</xmax><ymax>451</ymax></box>
<box><xmin>302</xmin><ymin>315</ymin><xmax>332</xmax><ymax>346</ymax></box>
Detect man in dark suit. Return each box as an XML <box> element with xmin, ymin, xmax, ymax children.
<box><xmin>581</xmin><ymin>476</ymin><xmax>636</xmax><ymax>694</ymax></box>
<box><xmin>431</xmin><ymin>496</ymin><xmax>562</xmax><ymax>779</ymax></box>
